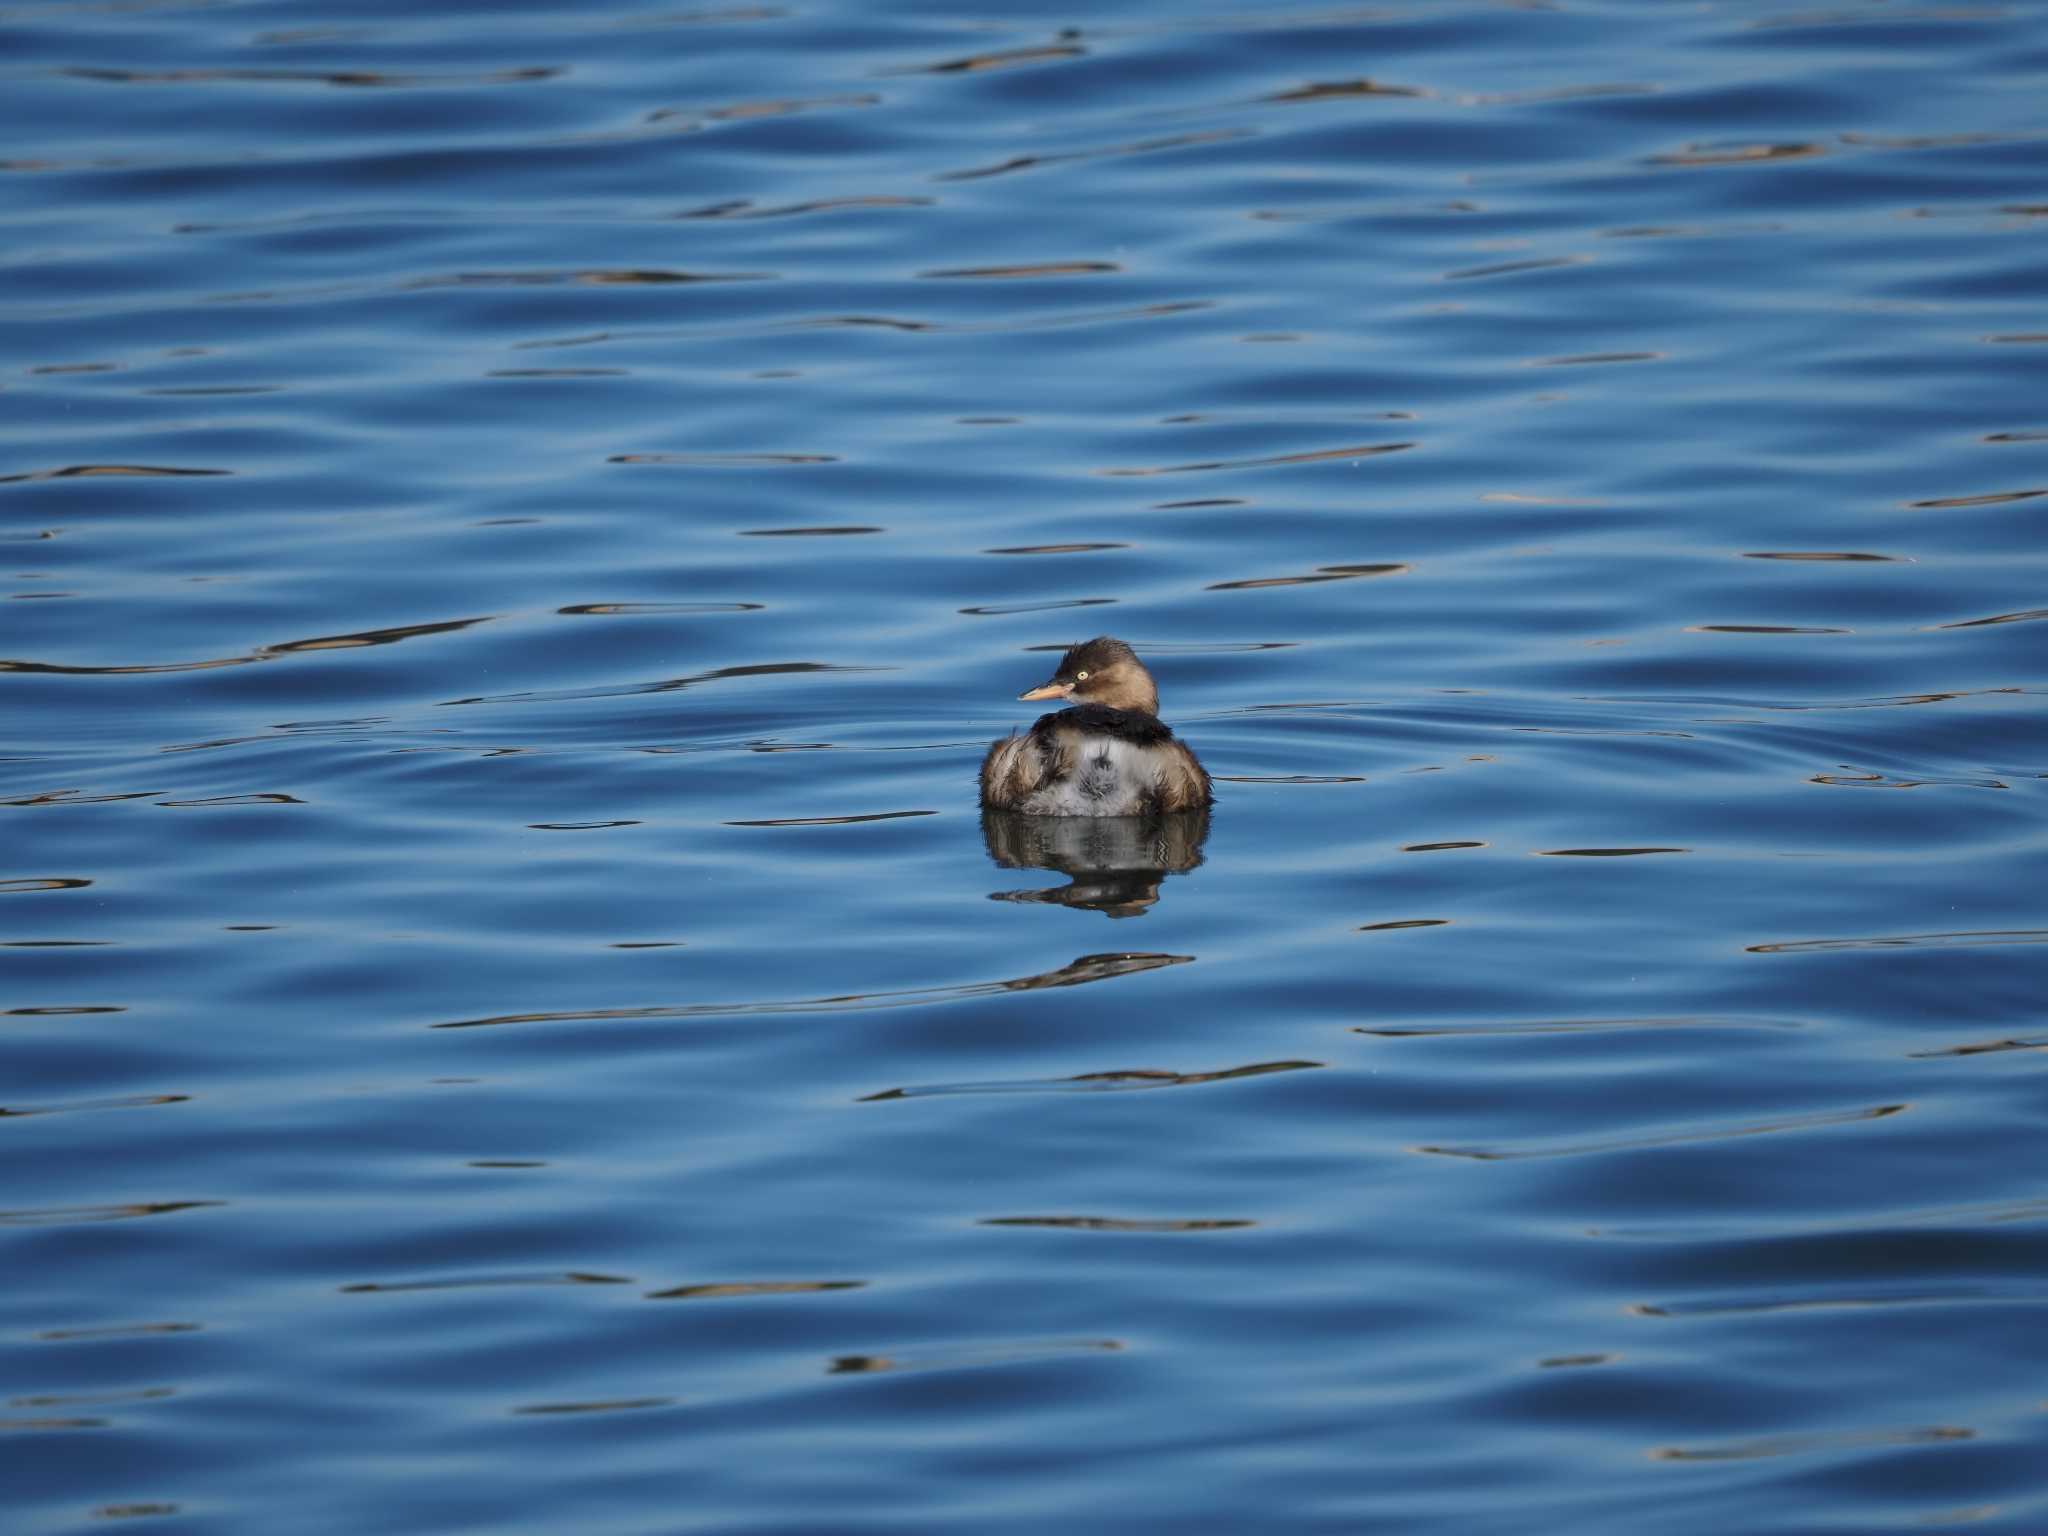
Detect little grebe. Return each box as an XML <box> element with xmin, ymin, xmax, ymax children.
<box><xmin>980</xmin><ymin>637</ymin><xmax>1212</xmax><ymax>816</ymax></box>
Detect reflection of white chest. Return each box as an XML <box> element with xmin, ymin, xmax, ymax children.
<box><xmin>1021</xmin><ymin>737</ymin><xmax>1159</xmax><ymax>817</ymax></box>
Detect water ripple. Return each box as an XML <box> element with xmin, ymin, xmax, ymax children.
<box><xmin>1</xmin><ymin>1200</ymin><xmax>223</xmax><ymax>1226</ymax></box>
<box><xmin>1100</xmin><ymin>441</ymin><xmax>1414</xmax><ymax>477</ymax></box>
<box><xmin>429</xmin><ymin>952</ymin><xmax>1195</xmax><ymax>1029</ymax></box>
<box><xmin>1649</xmin><ymin>1426</ymin><xmax>1973</xmax><ymax>1463</ymax></box>
<box><xmin>859</xmin><ymin>1059</ymin><xmax>1320</xmax><ymax>1102</ymax></box>
<box><xmin>1748</xmin><ymin>930</ymin><xmax>2048</xmax><ymax>954</ymax></box>
<box><xmin>1417</xmin><ymin>1103</ymin><xmax>1905</xmax><ymax>1162</ymax></box>
<box><xmin>645</xmin><ymin>1280</ymin><xmax>863</xmax><ymax>1300</ymax></box>
<box><xmin>978</xmin><ymin>1216</ymin><xmax>1253</xmax><ymax>1233</ymax></box>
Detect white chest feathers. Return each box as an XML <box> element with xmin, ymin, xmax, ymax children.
<box><xmin>1018</xmin><ymin>737</ymin><xmax>1162</xmax><ymax>817</ymax></box>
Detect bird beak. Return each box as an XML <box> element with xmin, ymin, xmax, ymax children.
<box><xmin>1018</xmin><ymin>680</ymin><xmax>1072</xmax><ymax>702</ymax></box>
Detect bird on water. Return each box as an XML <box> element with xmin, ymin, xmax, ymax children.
<box><xmin>980</xmin><ymin>637</ymin><xmax>1212</xmax><ymax>816</ymax></box>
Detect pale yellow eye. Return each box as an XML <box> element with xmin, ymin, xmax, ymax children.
<box><xmin>1075</xmin><ymin>670</ymin><xmax>1089</xmax><ymax>681</ymax></box>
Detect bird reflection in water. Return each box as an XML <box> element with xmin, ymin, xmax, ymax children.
<box><xmin>981</xmin><ymin>806</ymin><xmax>1210</xmax><ymax>918</ymax></box>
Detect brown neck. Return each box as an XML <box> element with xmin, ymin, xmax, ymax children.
<box><xmin>1090</xmin><ymin>667</ymin><xmax>1158</xmax><ymax>715</ymax></box>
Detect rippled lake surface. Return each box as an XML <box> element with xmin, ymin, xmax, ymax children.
<box><xmin>6</xmin><ymin>1</ymin><xmax>2047</xmax><ymax>1530</ymax></box>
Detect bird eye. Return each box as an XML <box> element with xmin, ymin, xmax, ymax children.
<box><xmin>1075</xmin><ymin>670</ymin><xmax>1089</xmax><ymax>681</ymax></box>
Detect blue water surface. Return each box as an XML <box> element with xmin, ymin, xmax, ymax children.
<box><xmin>4</xmin><ymin>1</ymin><xmax>2046</xmax><ymax>1531</ymax></box>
